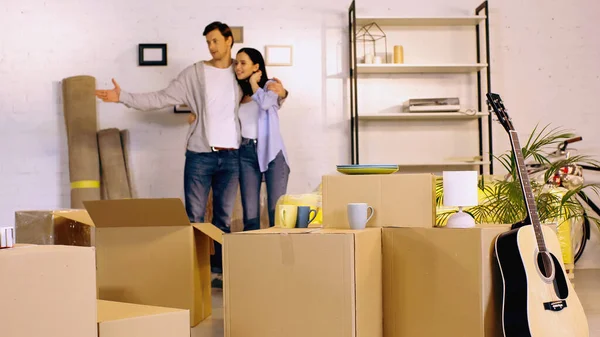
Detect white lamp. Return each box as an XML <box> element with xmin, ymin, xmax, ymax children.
<box><xmin>443</xmin><ymin>171</ymin><xmax>478</xmax><ymax>228</ymax></box>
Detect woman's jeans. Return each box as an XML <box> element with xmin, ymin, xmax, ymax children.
<box><xmin>239</xmin><ymin>138</ymin><xmax>290</xmax><ymax>231</ymax></box>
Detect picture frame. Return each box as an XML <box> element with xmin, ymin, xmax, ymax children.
<box><xmin>231</xmin><ymin>26</ymin><xmax>244</xmax><ymax>44</ymax></box>
<box><xmin>265</xmin><ymin>45</ymin><xmax>293</xmax><ymax>66</ymax></box>
<box><xmin>138</xmin><ymin>43</ymin><xmax>167</xmax><ymax>66</ymax></box>
<box><xmin>174</xmin><ymin>104</ymin><xmax>191</xmax><ymax>113</ymax></box>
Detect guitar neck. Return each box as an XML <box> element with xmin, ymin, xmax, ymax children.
<box><xmin>508</xmin><ymin>130</ymin><xmax>548</xmax><ymax>252</ymax></box>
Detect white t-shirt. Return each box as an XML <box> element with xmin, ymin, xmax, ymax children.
<box><xmin>203</xmin><ymin>64</ymin><xmax>238</xmax><ymax>148</ymax></box>
<box><xmin>238</xmin><ymin>100</ymin><xmax>259</xmax><ymax>139</ymax></box>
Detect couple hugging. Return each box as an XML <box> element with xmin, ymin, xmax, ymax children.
<box><xmin>95</xmin><ymin>21</ymin><xmax>291</xmax><ymax>279</ymax></box>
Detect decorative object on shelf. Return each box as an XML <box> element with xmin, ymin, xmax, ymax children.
<box><xmin>231</xmin><ymin>26</ymin><xmax>244</xmax><ymax>43</ymax></box>
<box><xmin>393</xmin><ymin>45</ymin><xmax>404</xmax><ymax>63</ymax></box>
<box><xmin>407</xmin><ymin>97</ymin><xmax>460</xmax><ymax>112</ymax></box>
<box><xmin>138</xmin><ymin>43</ymin><xmax>167</xmax><ymax>66</ymax></box>
<box><xmin>356</xmin><ymin>22</ymin><xmax>388</xmax><ymax>63</ymax></box>
<box><xmin>442</xmin><ymin>170</ymin><xmax>478</xmax><ymax>228</ymax></box>
<box><xmin>174</xmin><ymin>104</ymin><xmax>191</xmax><ymax>113</ymax></box>
<box><xmin>336</xmin><ymin>164</ymin><xmax>399</xmax><ymax>175</ymax></box>
<box><xmin>0</xmin><ymin>227</ymin><xmax>15</xmax><ymax>249</ymax></box>
<box><xmin>265</xmin><ymin>45</ymin><xmax>293</xmax><ymax>66</ymax></box>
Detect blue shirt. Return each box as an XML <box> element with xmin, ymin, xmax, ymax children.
<box><xmin>251</xmin><ymin>80</ymin><xmax>289</xmax><ymax>173</ymax></box>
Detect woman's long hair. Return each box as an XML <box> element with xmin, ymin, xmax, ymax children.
<box><xmin>237</xmin><ymin>47</ymin><xmax>269</xmax><ymax>97</ymax></box>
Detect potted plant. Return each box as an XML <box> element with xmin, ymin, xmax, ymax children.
<box><xmin>436</xmin><ymin>124</ymin><xmax>600</xmax><ymax>266</ymax></box>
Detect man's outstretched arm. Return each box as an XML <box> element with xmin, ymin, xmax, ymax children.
<box><xmin>96</xmin><ymin>75</ymin><xmax>188</xmax><ymax>111</ymax></box>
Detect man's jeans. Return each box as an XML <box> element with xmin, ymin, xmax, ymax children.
<box><xmin>239</xmin><ymin>138</ymin><xmax>290</xmax><ymax>231</ymax></box>
<box><xmin>184</xmin><ymin>149</ymin><xmax>239</xmax><ymax>273</ymax></box>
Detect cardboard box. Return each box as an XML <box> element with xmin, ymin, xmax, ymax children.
<box><xmin>321</xmin><ymin>173</ymin><xmax>436</xmax><ymax>228</ymax></box>
<box><xmin>97</xmin><ymin>300</ymin><xmax>190</xmax><ymax>337</ymax></box>
<box><xmin>58</xmin><ymin>198</ymin><xmax>223</xmax><ymax>327</ymax></box>
<box><xmin>223</xmin><ymin>227</ymin><xmax>382</xmax><ymax>337</ymax></box>
<box><xmin>15</xmin><ymin>209</ymin><xmax>95</xmax><ymax>246</ymax></box>
<box><xmin>0</xmin><ymin>244</ymin><xmax>98</xmax><ymax>337</ymax></box>
<box><xmin>382</xmin><ymin>225</ymin><xmax>509</xmax><ymax>337</ymax></box>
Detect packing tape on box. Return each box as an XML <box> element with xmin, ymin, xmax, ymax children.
<box><xmin>0</xmin><ymin>227</ymin><xmax>15</xmax><ymax>248</ymax></box>
<box><xmin>279</xmin><ymin>234</ymin><xmax>295</xmax><ymax>266</ymax></box>
<box><xmin>71</xmin><ymin>180</ymin><xmax>101</xmax><ymax>189</ymax></box>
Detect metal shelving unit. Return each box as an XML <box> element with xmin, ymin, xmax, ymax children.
<box><xmin>348</xmin><ymin>0</ymin><xmax>493</xmax><ymax>174</ymax></box>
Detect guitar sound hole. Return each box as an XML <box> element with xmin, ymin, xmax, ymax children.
<box><xmin>537</xmin><ymin>252</ymin><xmax>554</xmax><ymax>279</ymax></box>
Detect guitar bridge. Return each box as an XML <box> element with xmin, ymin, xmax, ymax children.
<box><xmin>544</xmin><ymin>300</ymin><xmax>567</xmax><ymax>311</ymax></box>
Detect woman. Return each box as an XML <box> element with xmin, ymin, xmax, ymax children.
<box><xmin>234</xmin><ymin>47</ymin><xmax>290</xmax><ymax>231</ymax></box>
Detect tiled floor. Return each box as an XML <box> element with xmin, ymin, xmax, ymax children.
<box><xmin>192</xmin><ymin>269</ymin><xmax>600</xmax><ymax>336</ymax></box>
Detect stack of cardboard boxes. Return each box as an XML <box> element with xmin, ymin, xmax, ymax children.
<box><xmin>223</xmin><ymin>173</ymin><xmax>512</xmax><ymax>337</ymax></box>
<box><xmin>7</xmin><ymin>198</ymin><xmax>224</xmax><ymax>336</ymax></box>
<box><xmin>7</xmin><ymin>172</ymin><xmax>538</xmax><ymax>337</ymax></box>
<box><xmin>0</xmin><ymin>244</ymin><xmax>191</xmax><ymax>337</ymax></box>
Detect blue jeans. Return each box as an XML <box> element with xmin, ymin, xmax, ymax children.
<box><xmin>184</xmin><ymin>149</ymin><xmax>239</xmax><ymax>272</ymax></box>
<box><xmin>239</xmin><ymin>138</ymin><xmax>290</xmax><ymax>231</ymax></box>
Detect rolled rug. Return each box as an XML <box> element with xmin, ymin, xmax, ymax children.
<box><xmin>120</xmin><ymin>129</ymin><xmax>136</xmax><ymax>198</ymax></box>
<box><xmin>98</xmin><ymin>128</ymin><xmax>131</xmax><ymax>200</ymax></box>
<box><xmin>62</xmin><ymin>75</ymin><xmax>101</xmax><ymax>208</ymax></box>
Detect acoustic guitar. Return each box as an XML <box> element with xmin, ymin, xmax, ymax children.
<box><xmin>487</xmin><ymin>93</ymin><xmax>589</xmax><ymax>337</ymax></box>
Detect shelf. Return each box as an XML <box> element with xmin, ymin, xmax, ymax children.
<box><xmin>357</xmin><ymin>63</ymin><xmax>487</xmax><ymax>74</ymax></box>
<box><xmin>358</xmin><ymin>112</ymin><xmax>488</xmax><ymax>120</ymax></box>
<box><xmin>397</xmin><ymin>161</ymin><xmax>490</xmax><ymax>167</ymax></box>
<box><xmin>356</xmin><ymin>16</ymin><xmax>486</xmax><ymax>27</ymax></box>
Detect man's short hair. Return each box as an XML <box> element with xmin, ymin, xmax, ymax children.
<box><xmin>203</xmin><ymin>21</ymin><xmax>234</xmax><ymax>48</ymax></box>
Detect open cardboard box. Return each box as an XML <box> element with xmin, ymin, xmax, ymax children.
<box><xmin>59</xmin><ymin>198</ymin><xmax>223</xmax><ymax>327</ymax></box>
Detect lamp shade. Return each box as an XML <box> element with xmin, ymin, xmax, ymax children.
<box><xmin>443</xmin><ymin>171</ymin><xmax>478</xmax><ymax>207</ymax></box>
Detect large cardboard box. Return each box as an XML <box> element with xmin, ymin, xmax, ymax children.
<box><xmin>15</xmin><ymin>209</ymin><xmax>95</xmax><ymax>246</ymax></box>
<box><xmin>321</xmin><ymin>173</ymin><xmax>436</xmax><ymax>228</ymax></box>
<box><xmin>223</xmin><ymin>227</ymin><xmax>382</xmax><ymax>337</ymax></box>
<box><xmin>0</xmin><ymin>244</ymin><xmax>98</xmax><ymax>337</ymax></box>
<box><xmin>58</xmin><ymin>198</ymin><xmax>223</xmax><ymax>327</ymax></box>
<box><xmin>97</xmin><ymin>300</ymin><xmax>190</xmax><ymax>337</ymax></box>
<box><xmin>382</xmin><ymin>225</ymin><xmax>509</xmax><ymax>337</ymax></box>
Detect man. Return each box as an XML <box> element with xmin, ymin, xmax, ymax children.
<box><xmin>95</xmin><ymin>21</ymin><xmax>288</xmax><ymax>285</ymax></box>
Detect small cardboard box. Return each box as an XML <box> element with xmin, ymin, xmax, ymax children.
<box><xmin>0</xmin><ymin>244</ymin><xmax>98</xmax><ymax>337</ymax></box>
<box><xmin>382</xmin><ymin>225</ymin><xmax>509</xmax><ymax>337</ymax></box>
<box><xmin>223</xmin><ymin>227</ymin><xmax>382</xmax><ymax>337</ymax></box>
<box><xmin>97</xmin><ymin>300</ymin><xmax>190</xmax><ymax>337</ymax></box>
<box><xmin>58</xmin><ymin>198</ymin><xmax>223</xmax><ymax>327</ymax></box>
<box><xmin>15</xmin><ymin>209</ymin><xmax>95</xmax><ymax>246</ymax></box>
<box><xmin>322</xmin><ymin>173</ymin><xmax>436</xmax><ymax>228</ymax></box>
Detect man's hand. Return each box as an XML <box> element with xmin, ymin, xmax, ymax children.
<box><xmin>267</xmin><ymin>77</ymin><xmax>288</xmax><ymax>98</ymax></box>
<box><xmin>96</xmin><ymin>78</ymin><xmax>121</xmax><ymax>102</ymax></box>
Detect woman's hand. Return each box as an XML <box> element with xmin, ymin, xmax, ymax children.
<box><xmin>250</xmin><ymin>70</ymin><xmax>262</xmax><ymax>84</ymax></box>
<box><xmin>188</xmin><ymin>113</ymin><xmax>197</xmax><ymax>124</ymax></box>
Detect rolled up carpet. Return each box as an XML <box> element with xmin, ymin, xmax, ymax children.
<box><xmin>98</xmin><ymin>128</ymin><xmax>131</xmax><ymax>199</ymax></box>
<box><xmin>120</xmin><ymin>129</ymin><xmax>136</xmax><ymax>198</ymax></box>
<box><xmin>62</xmin><ymin>75</ymin><xmax>101</xmax><ymax>208</ymax></box>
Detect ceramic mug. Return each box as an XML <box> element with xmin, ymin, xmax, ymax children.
<box><xmin>296</xmin><ymin>206</ymin><xmax>317</xmax><ymax>228</ymax></box>
<box><xmin>347</xmin><ymin>203</ymin><xmax>374</xmax><ymax>230</ymax></box>
<box><xmin>278</xmin><ymin>205</ymin><xmax>298</xmax><ymax>229</ymax></box>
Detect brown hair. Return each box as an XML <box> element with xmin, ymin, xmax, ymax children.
<box><xmin>203</xmin><ymin>21</ymin><xmax>233</xmax><ymax>48</ymax></box>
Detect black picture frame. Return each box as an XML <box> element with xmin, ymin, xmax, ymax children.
<box><xmin>138</xmin><ymin>43</ymin><xmax>167</xmax><ymax>66</ymax></box>
<box><xmin>174</xmin><ymin>104</ymin><xmax>191</xmax><ymax>113</ymax></box>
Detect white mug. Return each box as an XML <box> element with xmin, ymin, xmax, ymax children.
<box><xmin>347</xmin><ymin>203</ymin><xmax>374</xmax><ymax>230</ymax></box>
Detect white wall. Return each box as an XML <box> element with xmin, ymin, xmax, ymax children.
<box><xmin>1</xmin><ymin>0</ymin><xmax>599</xmax><ymax>264</ymax></box>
